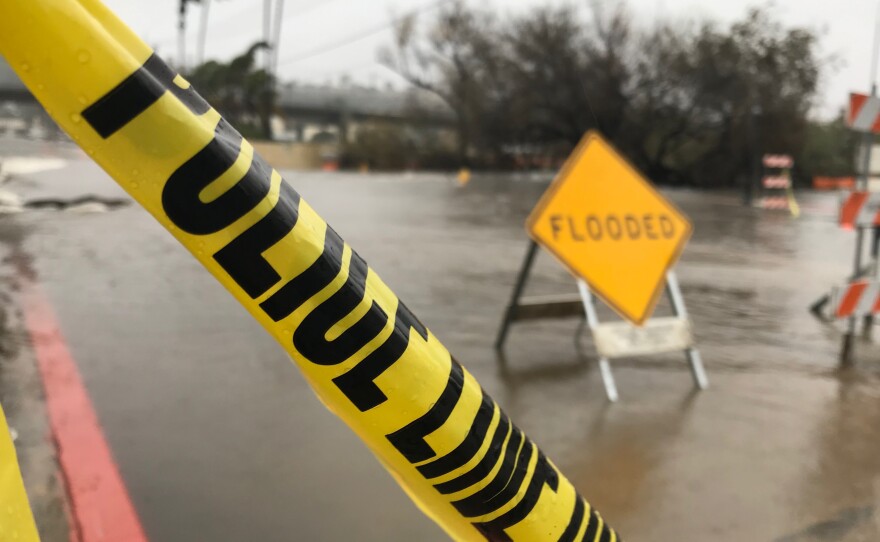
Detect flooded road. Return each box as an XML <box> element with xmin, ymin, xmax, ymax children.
<box><xmin>2</xmin><ymin>139</ymin><xmax>880</xmax><ymax>541</ymax></box>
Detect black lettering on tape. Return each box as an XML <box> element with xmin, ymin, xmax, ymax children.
<box><xmin>83</xmin><ymin>54</ymin><xmax>209</xmax><ymax>138</ymax></box>
<box><xmin>453</xmin><ymin>438</ymin><xmax>531</xmax><ymax>518</ymax></box>
<box><xmin>583</xmin><ymin>507</ymin><xmax>601</xmax><ymax>542</ymax></box>
<box><xmin>558</xmin><ymin>497</ymin><xmax>586</xmax><ymax>542</ymax></box>
<box><xmin>473</xmin><ymin>451</ymin><xmax>560</xmax><ymax>541</ymax></box>
<box><xmin>386</xmin><ymin>360</ymin><xmax>465</xmax><ymax>463</ymax></box>
<box><xmin>584</xmin><ymin>507</ymin><xmax>616</xmax><ymax>542</ymax></box>
<box><xmin>260</xmin><ymin>226</ymin><xmax>345</xmax><ymax>321</ymax></box>
<box><xmin>213</xmin><ymin>181</ymin><xmax>301</xmax><ymax>298</ymax></box>
<box><xmin>433</xmin><ymin>414</ymin><xmax>511</xmax><ymax>495</ymax></box>
<box><xmin>293</xmin><ymin>251</ymin><xmax>388</xmax><ymax>366</ymax></box>
<box><xmin>332</xmin><ymin>301</ymin><xmax>428</xmax><ymax>412</ymax></box>
<box><xmin>163</xmin><ymin>119</ymin><xmax>273</xmax><ymax>235</ymax></box>
<box><xmin>416</xmin><ymin>389</ymin><xmax>494</xmax><ymax>479</ymax></box>
<box><xmin>451</xmin><ymin>426</ymin><xmax>524</xmax><ymax>516</ymax></box>
<box><xmin>79</xmin><ymin>50</ymin><xmax>622</xmax><ymax>542</ymax></box>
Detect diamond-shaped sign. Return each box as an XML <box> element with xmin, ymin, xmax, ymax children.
<box><xmin>527</xmin><ymin>131</ymin><xmax>692</xmax><ymax>325</ymax></box>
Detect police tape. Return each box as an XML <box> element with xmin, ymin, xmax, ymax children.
<box><xmin>0</xmin><ymin>403</ymin><xmax>40</xmax><ymax>542</ymax></box>
<box><xmin>0</xmin><ymin>1</ymin><xmax>619</xmax><ymax>540</ymax></box>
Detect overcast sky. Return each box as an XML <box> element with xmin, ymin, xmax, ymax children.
<box><xmin>102</xmin><ymin>0</ymin><xmax>880</xmax><ymax>118</ymax></box>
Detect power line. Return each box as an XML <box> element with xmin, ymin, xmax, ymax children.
<box><xmin>280</xmin><ymin>0</ymin><xmax>344</xmax><ymax>22</ymax></box>
<box><xmin>276</xmin><ymin>0</ymin><xmax>452</xmax><ymax>68</ymax></box>
<box><xmin>150</xmin><ymin>0</ymin><xmax>342</xmax><ymax>59</ymax></box>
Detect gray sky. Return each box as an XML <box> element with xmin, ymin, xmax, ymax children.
<box><xmin>103</xmin><ymin>0</ymin><xmax>880</xmax><ymax>118</ymax></box>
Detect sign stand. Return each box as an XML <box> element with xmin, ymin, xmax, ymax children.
<box><xmin>495</xmin><ymin>242</ymin><xmax>709</xmax><ymax>402</ymax></box>
<box><xmin>576</xmin><ymin>273</ymin><xmax>708</xmax><ymax>401</ymax></box>
<box><xmin>495</xmin><ymin>241</ymin><xmax>541</xmax><ymax>350</ymax></box>
<box><xmin>576</xmin><ymin>280</ymin><xmax>619</xmax><ymax>401</ymax></box>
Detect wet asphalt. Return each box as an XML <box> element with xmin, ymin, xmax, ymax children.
<box><xmin>3</xmin><ymin>138</ymin><xmax>880</xmax><ymax>541</ymax></box>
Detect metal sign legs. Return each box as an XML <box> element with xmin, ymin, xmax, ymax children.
<box><xmin>663</xmin><ymin>272</ymin><xmax>710</xmax><ymax>391</ymax></box>
<box><xmin>576</xmin><ymin>273</ymin><xmax>709</xmax><ymax>401</ymax></box>
<box><xmin>576</xmin><ymin>280</ymin><xmax>619</xmax><ymax>401</ymax></box>
<box><xmin>496</xmin><ymin>241</ymin><xmax>709</xmax><ymax>401</ymax></box>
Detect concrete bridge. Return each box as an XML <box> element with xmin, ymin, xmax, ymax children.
<box><xmin>1</xmin><ymin>58</ymin><xmax>454</xmax><ymax>142</ymax></box>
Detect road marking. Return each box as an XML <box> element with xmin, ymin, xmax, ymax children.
<box><xmin>20</xmin><ymin>278</ymin><xmax>148</xmax><ymax>542</ymax></box>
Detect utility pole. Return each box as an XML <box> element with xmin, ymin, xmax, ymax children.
<box><xmin>196</xmin><ymin>0</ymin><xmax>211</xmax><ymax>67</ymax></box>
<box><xmin>862</xmin><ymin>3</ymin><xmax>880</xmax><ymax>341</ymax></box>
<box><xmin>271</xmin><ymin>0</ymin><xmax>285</xmax><ymax>78</ymax></box>
<box><xmin>263</xmin><ymin>0</ymin><xmax>273</xmax><ymax>70</ymax></box>
<box><xmin>178</xmin><ymin>0</ymin><xmax>187</xmax><ymax>73</ymax></box>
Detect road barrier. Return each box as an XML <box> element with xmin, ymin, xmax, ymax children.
<box><xmin>758</xmin><ymin>154</ymin><xmax>798</xmax><ymax>217</ymax></box>
<box><xmin>762</xmin><ymin>176</ymin><xmax>791</xmax><ymax>189</ymax></box>
<box><xmin>763</xmin><ymin>154</ymin><xmax>794</xmax><ymax>169</ymax></box>
<box><xmin>809</xmin><ymin>89</ymin><xmax>880</xmax><ymax>365</ymax></box>
<box><xmin>760</xmin><ymin>196</ymin><xmax>790</xmax><ymax>210</ymax></box>
<box><xmin>840</xmin><ymin>191</ymin><xmax>880</xmax><ymax>229</ymax></box>
<box><xmin>0</xmin><ymin>1</ymin><xmax>619</xmax><ymax>540</ymax></box>
<box><xmin>812</xmin><ymin>176</ymin><xmax>855</xmax><ymax>190</ymax></box>
<box><xmin>847</xmin><ymin>92</ymin><xmax>880</xmax><ymax>133</ymax></box>
<box><xmin>0</xmin><ymin>404</ymin><xmax>39</xmax><ymax>542</ymax></box>
<box><xmin>826</xmin><ymin>280</ymin><xmax>880</xmax><ymax>319</ymax></box>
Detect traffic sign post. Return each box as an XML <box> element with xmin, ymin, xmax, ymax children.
<box><xmin>497</xmin><ymin>131</ymin><xmax>708</xmax><ymax>401</ymax></box>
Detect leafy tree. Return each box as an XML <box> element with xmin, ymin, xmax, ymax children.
<box><xmin>664</xmin><ymin>9</ymin><xmax>822</xmax><ymax>186</ymax></box>
<box><xmin>800</xmin><ymin>115</ymin><xmax>861</xmax><ymax>181</ymax></box>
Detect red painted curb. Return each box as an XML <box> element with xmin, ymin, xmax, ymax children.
<box><xmin>20</xmin><ymin>278</ymin><xmax>149</xmax><ymax>542</ymax></box>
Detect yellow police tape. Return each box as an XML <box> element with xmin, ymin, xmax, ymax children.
<box><xmin>0</xmin><ymin>1</ymin><xmax>619</xmax><ymax>540</ymax></box>
<box><xmin>0</xmin><ymin>404</ymin><xmax>40</xmax><ymax>542</ymax></box>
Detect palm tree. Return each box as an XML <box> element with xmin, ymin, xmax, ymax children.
<box><xmin>189</xmin><ymin>42</ymin><xmax>276</xmax><ymax>139</ymax></box>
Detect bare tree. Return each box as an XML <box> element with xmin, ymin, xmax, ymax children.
<box><xmin>381</xmin><ymin>2</ymin><xmax>827</xmax><ymax>184</ymax></box>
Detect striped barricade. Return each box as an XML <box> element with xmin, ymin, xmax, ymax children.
<box><xmin>760</xmin><ymin>196</ymin><xmax>790</xmax><ymax>210</ymax></box>
<box><xmin>758</xmin><ymin>154</ymin><xmax>797</xmax><ymax>215</ymax></box>
<box><xmin>839</xmin><ymin>191</ymin><xmax>880</xmax><ymax>229</ymax></box>
<box><xmin>830</xmin><ymin>280</ymin><xmax>880</xmax><ymax>319</ymax></box>
<box><xmin>847</xmin><ymin>93</ymin><xmax>880</xmax><ymax>133</ymax></box>
<box><xmin>763</xmin><ymin>155</ymin><xmax>794</xmax><ymax>169</ymax></box>
<box><xmin>762</xmin><ymin>176</ymin><xmax>791</xmax><ymax>189</ymax></box>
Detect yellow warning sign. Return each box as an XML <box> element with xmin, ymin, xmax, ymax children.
<box><xmin>0</xmin><ymin>404</ymin><xmax>40</xmax><ymax>542</ymax></box>
<box><xmin>527</xmin><ymin>132</ymin><xmax>692</xmax><ymax>325</ymax></box>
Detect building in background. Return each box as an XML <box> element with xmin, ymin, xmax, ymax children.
<box><xmin>1</xmin><ymin>57</ymin><xmax>458</xmax><ymax>169</ymax></box>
